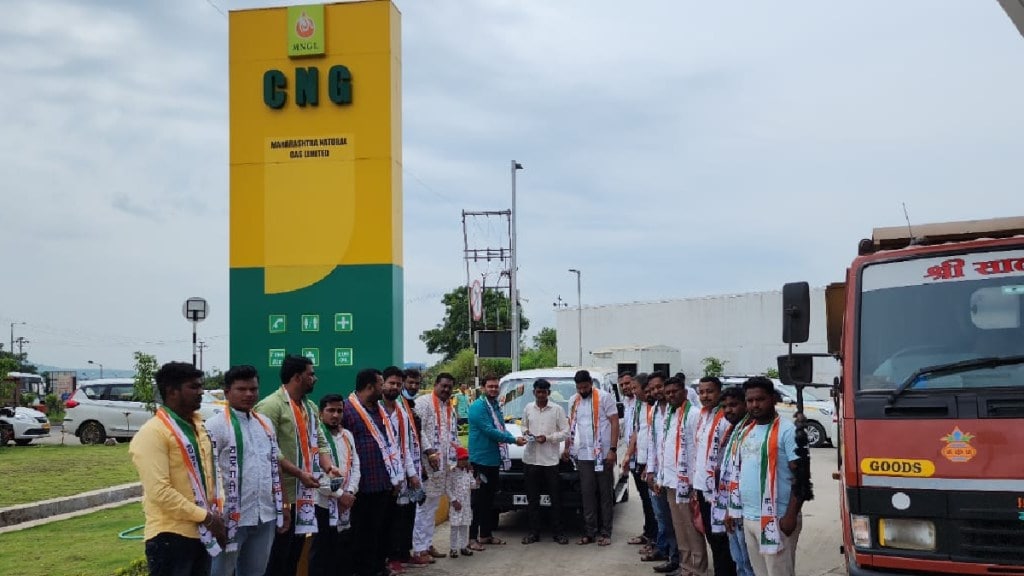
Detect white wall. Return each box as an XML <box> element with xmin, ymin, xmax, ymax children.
<box><xmin>556</xmin><ymin>289</ymin><xmax>838</xmax><ymax>382</ymax></box>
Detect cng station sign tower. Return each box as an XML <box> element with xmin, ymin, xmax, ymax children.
<box><xmin>229</xmin><ymin>1</ymin><xmax>403</xmax><ymax>398</ymax></box>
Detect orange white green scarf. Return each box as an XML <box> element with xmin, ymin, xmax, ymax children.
<box><xmin>155</xmin><ymin>407</ymin><xmax>222</xmax><ymax>557</ymax></box>
<box><xmin>349</xmin><ymin>393</ymin><xmax>403</xmax><ymax>485</ymax></box>
<box><xmin>220</xmin><ymin>408</ymin><xmax>283</xmax><ymax>551</ymax></box>
<box><xmin>281</xmin><ymin>387</ymin><xmax>321</xmax><ymax>535</ymax></box>
<box><xmin>712</xmin><ymin>415</ymin><xmax>752</xmax><ymax>534</ymax></box>
<box><xmin>569</xmin><ymin>390</ymin><xmax>603</xmax><ymax>471</ymax></box>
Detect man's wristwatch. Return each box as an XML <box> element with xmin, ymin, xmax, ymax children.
<box><xmin>608</xmin><ymin>447</ymin><xmax>617</xmax><ymax>452</ymax></box>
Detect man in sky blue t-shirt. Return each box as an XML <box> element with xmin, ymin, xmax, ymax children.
<box><xmin>737</xmin><ymin>377</ymin><xmax>804</xmax><ymax>576</ymax></box>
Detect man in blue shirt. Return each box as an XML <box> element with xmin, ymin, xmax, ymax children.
<box><xmin>467</xmin><ymin>375</ymin><xmax>525</xmax><ymax>549</ymax></box>
<box><xmin>738</xmin><ymin>377</ymin><xmax>803</xmax><ymax>576</ymax></box>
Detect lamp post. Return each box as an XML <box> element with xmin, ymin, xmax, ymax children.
<box><xmin>88</xmin><ymin>360</ymin><xmax>104</xmax><ymax>379</ymax></box>
<box><xmin>9</xmin><ymin>321</ymin><xmax>25</xmax><ymax>355</ymax></box>
<box><xmin>568</xmin><ymin>269</ymin><xmax>582</xmax><ymax>366</ymax></box>
<box><xmin>510</xmin><ymin>160</ymin><xmax>524</xmax><ymax>371</ymax></box>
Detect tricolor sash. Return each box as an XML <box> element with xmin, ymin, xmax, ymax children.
<box><xmin>220</xmin><ymin>408</ymin><xmax>283</xmax><ymax>551</ymax></box>
<box><xmin>483</xmin><ymin>398</ymin><xmax>511</xmax><ymax>471</ymax></box>
<box><xmin>282</xmin><ymin>387</ymin><xmax>320</xmax><ymax>535</ymax></box>
<box><xmin>349</xmin><ymin>393</ymin><xmax>404</xmax><ymax>486</ymax></box>
<box><xmin>568</xmin><ymin>390</ymin><xmax>603</xmax><ymax>470</ymax></box>
<box><xmin>155</xmin><ymin>407</ymin><xmax>222</xmax><ymax>557</ymax></box>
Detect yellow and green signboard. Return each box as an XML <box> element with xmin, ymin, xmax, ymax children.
<box><xmin>229</xmin><ymin>1</ymin><xmax>402</xmax><ymax>398</ymax></box>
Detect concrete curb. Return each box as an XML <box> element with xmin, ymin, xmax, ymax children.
<box><xmin>0</xmin><ymin>482</ymin><xmax>142</xmax><ymax>531</ymax></box>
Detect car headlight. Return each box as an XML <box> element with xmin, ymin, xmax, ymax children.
<box><xmin>851</xmin><ymin>514</ymin><xmax>871</xmax><ymax>548</ymax></box>
<box><xmin>879</xmin><ymin>518</ymin><xmax>935</xmax><ymax>551</ymax></box>
<box><xmin>818</xmin><ymin>407</ymin><xmax>833</xmax><ymax>416</ymax></box>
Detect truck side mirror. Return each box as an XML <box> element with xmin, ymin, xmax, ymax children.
<box><xmin>782</xmin><ymin>282</ymin><xmax>811</xmax><ymax>343</ymax></box>
<box><xmin>778</xmin><ymin>354</ymin><xmax>813</xmax><ymax>386</ymax></box>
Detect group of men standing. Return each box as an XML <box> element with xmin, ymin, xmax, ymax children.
<box><xmin>619</xmin><ymin>372</ymin><xmax>805</xmax><ymax>576</ymax></box>
<box><xmin>130</xmin><ymin>357</ymin><xmax>475</xmax><ymax>576</ymax></box>
<box><xmin>128</xmin><ymin>356</ymin><xmax>804</xmax><ymax>576</ymax></box>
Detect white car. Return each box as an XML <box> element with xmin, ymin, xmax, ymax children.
<box><xmin>0</xmin><ymin>405</ymin><xmax>51</xmax><ymax>446</ymax></box>
<box><xmin>64</xmin><ymin>379</ymin><xmax>226</xmax><ymax>444</ymax></box>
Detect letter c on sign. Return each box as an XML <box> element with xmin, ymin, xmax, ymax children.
<box><xmin>264</xmin><ymin>70</ymin><xmax>287</xmax><ymax>109</ymax></box>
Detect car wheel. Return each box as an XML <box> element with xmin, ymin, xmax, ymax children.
<box><xmin>804</xmin><ymin>421</ymin><xmax>827</xmax><ymax>448</ymax></box>
<box><xmin>14</xmin><ymin>439</ymin><xmax>32</xmax><ymax>446</ymax></box>
<box><xmin>80</xmin><ymin>421</ymin><xmax>107</xmax><ymax>445</ymax></box>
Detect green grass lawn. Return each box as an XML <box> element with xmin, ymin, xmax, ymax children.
<box><xmin>0</xmin><ymin>502</ymin><xmax>145</xmax><ymax>576</ymax></box>
<box><xmin>0</xmin><ymin>444</ymin><xmax>138</xmax><ymax>507</ymax></box>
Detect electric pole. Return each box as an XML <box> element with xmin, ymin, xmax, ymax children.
<box><xmin>197</xmin><ymin>341</ymin><xmax>208</xmax><ymax>372</ymax></box>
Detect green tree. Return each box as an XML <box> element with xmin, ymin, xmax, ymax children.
<box><xmin>533</xmin><ymin>327</ymin><xmax>557</xmax><ymax>350</ymax></box>
<box><xmin>133</xmin><ymin>352</ymin><xmax>159</xmax><ymax>412</ymax></box>
<box><xmin>420</xmin><ymin>286</ymin><xmax>529</xmax><ymax>362</ymax></box>
<box><xmin>763</xmin><ymin>367</ymin><xmax>780</xmax><ymax>379</ymax></box>
<box><xmin>701</xmin><ymin>356</ymin><xmax>728</xmax><ymax>378</ymax></box>
<box><xmin>0</xmin><ymin>355</ymin><xmax>19</xmax><ymax>405</ymax></box>
<box><xmin>204</xmin><ymin>369</ymin><xmax>224</xmax><ymax>390</ymax></box>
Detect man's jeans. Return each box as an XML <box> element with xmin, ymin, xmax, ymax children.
<box><xmin>145</xmin><ymin>532</ymin><xmax>211</xmax><ymax>576</ymax></box>
<box><xmin>727</xmin><ymin>523</ymin><xmax>755</xmax><ymax>576</ymax></box>
<box><xmin>211</xmin><ymin>521</ymin><xmax>276</xmax><ymax>576</ymax></box>
<box><xmin>650</xmin><ymin>490</ymin><xmax>679</xmax><ymax>565</ymax></box>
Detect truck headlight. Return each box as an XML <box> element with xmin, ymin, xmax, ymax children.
<box><xmin>879</xmin><ymin>518</ymin><xmax>935</xmax><ymax>551</ymax></box>
<box><xmin>851</xmin><ymin>514</ymin><xmax>871</xmax><ymax>548</ymax></box>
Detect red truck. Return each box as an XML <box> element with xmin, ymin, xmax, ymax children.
<box><xmin>780</xmin><ymin>217</ymin><xmax>1024</xmax><ymax>574</ymax></box>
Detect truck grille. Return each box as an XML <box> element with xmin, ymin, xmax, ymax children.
<box><xmin>957</xmin><ymin>518</ymin><xmax>1024</xmax><ymax>564</ymax></box>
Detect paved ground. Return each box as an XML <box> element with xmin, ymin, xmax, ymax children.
<box><xmin>411</xmin><ymin>448</ymin><xmax>845</xmax><ymax>576</ymax></box>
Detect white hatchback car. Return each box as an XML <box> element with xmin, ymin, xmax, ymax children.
<box><xmin>64</xmin><ymin>379</ymin><xmax>226</xmax><ymax>444</ymax></box>
<box><xmin>0</xmin><ymin>405</ymin><xmax>51</xmax><ymax>445</ymax></box>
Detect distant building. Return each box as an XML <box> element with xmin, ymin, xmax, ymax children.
<box><xmin>555</xmin><ymin>288</ymin><xmax>837</xmax><ymax>383</ymax></box>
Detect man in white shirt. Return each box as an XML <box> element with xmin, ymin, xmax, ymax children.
<box><xmin>562</xmin><ymin>370</ymin><xmax>619</xmax><ymax>546</ymax></box>
<box><xmin>644</xmin><ymin>372</ymin><xmax>679</xmax><ymax>572</ymax></box>
<box><xmin>620</xmin><ymin>372</ymin><xmax>636</xmax><ymax>446</ymax></box>
<box><xmin>206</xmin><ymin>366</ymin><xmax>284</xmax><ymax>576</ymax></box>
<box><xmin>309</xmin><ymin>394</ymin><xmax>360</xmax><ymax>576</ymax></box>
<box><xmin>521</xmin><ymin>378</ymin><xmax>569</xmax><ymax>545</ymax></box>
<box><xmin>692</xmin><ymin>377</ymin><xmax>736</xmax><ymax>576</ymax></box>
<box><xmin>621</xmin><ymin>373</ymin><xmax>657</xmax><ymax>548</ymax></box>
<box><xmin>411</xmin><ymin>373</ymin><xmax>461</xmax><ymax>563</ymax></box>
<box><xmin>656</xmin><ymin>376</ymin><xmax>707</xmax><ymax>576</ymax></box>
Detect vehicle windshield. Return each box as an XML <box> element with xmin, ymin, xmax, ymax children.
<box><xmin>858</xmin><ymin>249</ymin><xmax>1024</xmax><ymax>391</ymax></box>
<box><xmin>776</xmin><ymin>383</ymin><xmax>825</xmax><ymax>403</ymax></box>
<box><xmin>499</xmin><ymin>378</ymin><xmax>577</xmax><ymax>420</ymax></box>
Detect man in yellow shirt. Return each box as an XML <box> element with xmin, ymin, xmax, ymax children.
<box><xmin>130</xmin><ymin>361</ymin><xmax>227</xmax><ymax>576</ymax></box>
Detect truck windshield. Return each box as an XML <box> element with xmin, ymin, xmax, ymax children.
<box><xmin>858</xmin><ymin>249</ymin><xmax>1024</xmax><ymax>391</ymax></box>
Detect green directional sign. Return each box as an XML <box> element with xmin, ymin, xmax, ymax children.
<box><xmin>334</xmin><ymin>312</ymin><xmax>354</xmax><ymax>332</ymax></box>
<box><xmin>301</xmin><ymin>347</ymin><xmax>320</xmax><ymax>366</ymax></box>
<box><xmin>269</xmin><ymin>314</ymin><xmax>287</xmax><ymax>334</ymax></box>
<box><xmin>334</xmin><ymin>347</ymin><xmax>353</xmax><ymax>367</ymax></box>
<box><xmin>269</xmin><ymin>348</ymin><xmax>286</xmax><ymax>367</ymax></box>
<box><xmin>301</xmin><ymin>314</ymin><xmax>320</xmax><ymax>332</ymax></box>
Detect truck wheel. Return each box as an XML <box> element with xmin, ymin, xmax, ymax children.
<box><xmin>80</xmin><ymin>421</ymin><xmax>107</xmax><ymax>445</ymax></box>
<box><xmin>805</xmin><ymin>422</ymin><xmax>827</xmax><ymax>448</ymax></box>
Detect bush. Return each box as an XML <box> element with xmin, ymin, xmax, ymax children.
<box><xmin>113</xmin><ymin>558</ymin><xmax>148</xmax><ymax>576</ymax></box>
<box><xmin>19</xmin><ymin>392</ymin><xmax>37</xmax><ymax>407</ymax></box>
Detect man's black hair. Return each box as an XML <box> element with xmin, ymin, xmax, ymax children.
<box><xmin>224</xmin><ymin>365</ymin><xmax>259</xmax><ymax>391</ymax></box>
<box><xmin>742</xmin><ymin>376</ymin><xmax>776</xmax><ymax>395</ymax></box>
<box><xmin>355</xmin><ymin>368</ymin><xmax>382</xmax><ymax>392</ymax></box>
<box><xmin>574</xmin><ymin>370</ymin><xmax>592</xmax><ymax>384</ymax></box>
<box><xmin>382</xmin><ymin>366</ymin><xmax>404</xmax><ymax>381</ymax></box>
<box><xmin>533</xmin><ymin>378</ymin><xmax>551</xmax><ymax>390</ymax></box>
<box><xmin>648</xmin><ymin>370</ymin><xmax>666</xmax><ymax>383</ymax></box>
<box><xmin>405</xmin><ymin>368</ymin><xmax>422</xmax><ymax>380</ymax></box>
<box><xmin>698</xmin><ymin>376</ymin><xmax>723</xmax><ymax>390</ymax></box>
<box><xmin>155</xmin><ymin>362</ymin><xmax>203</xmax><ymax>400</ymax></box>
<box><xmin>435</xmin><ymin>372</ymin><xmax>455</xmax><ymax>384</ymax></box>
<box><xmin>319</xmin><ymin>393</ymin><xmax>345</xmax><ymax>411</ymax></box>
<box><xmin>280</xmin><ymin>354</ymin><xmax>312</xmax><ymax>385</ymax></box>
<box><xmin>721</xmin><ymin>386</ymin><xmax>745</xmax><ymax>403</ymax></box>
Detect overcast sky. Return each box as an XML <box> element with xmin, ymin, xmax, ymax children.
<box><xmin>1</xmin><ymin>0</ymin><xmax>1022</xmax><ymax>373</ymax></box>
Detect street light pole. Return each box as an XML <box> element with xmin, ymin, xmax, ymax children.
<box><xmin>568</xmin><ymin>269</ymin><xmax>582</xmax><ymax>366</ymax></box>
<box><xmin>9</xmin><ymin>321</ymin><xmax>25</xmax><ymax>355</ymax></box>
<box><xmin>510</xmin><ymin>160</ymin><xmax>524</xmax><ymax>371</ymax></box>
<box><xmin>88</xmin><ymin>360</ymin><xmax>104</xmax><ymax>379</ymax></box>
